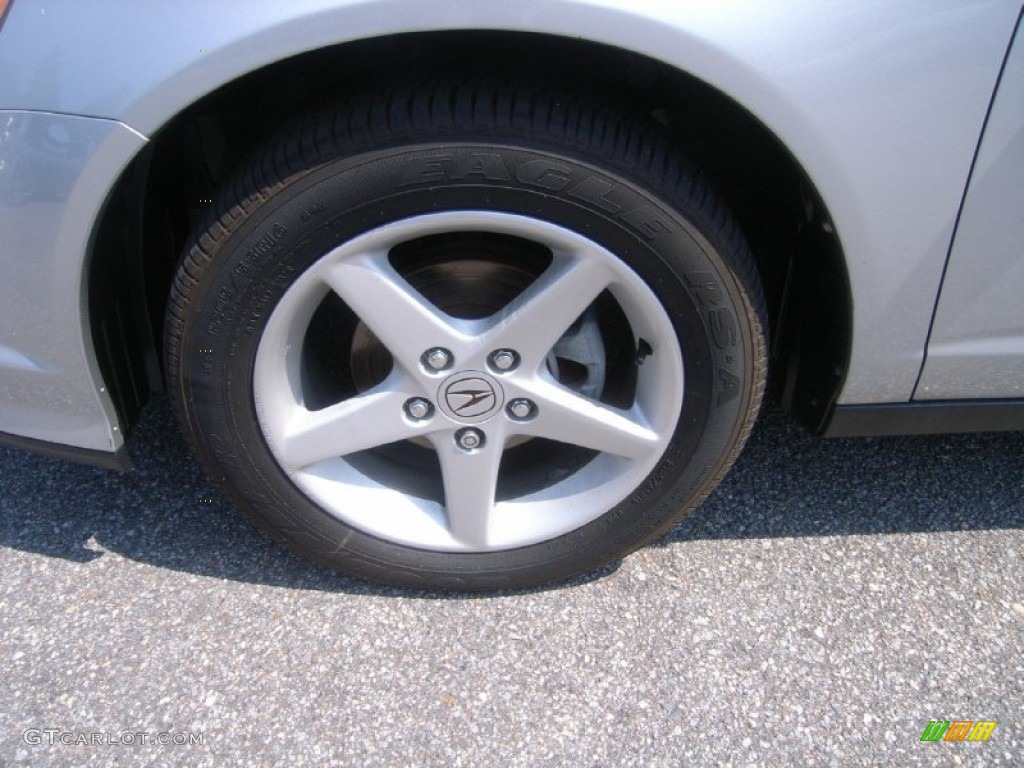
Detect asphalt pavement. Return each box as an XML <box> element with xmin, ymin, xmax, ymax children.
<box><xmin>1</xmin><ymin>396</ymin><xmax>1022</xmax><ymax>766</ymax></box>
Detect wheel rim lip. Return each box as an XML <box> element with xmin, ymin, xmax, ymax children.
<box><xmin>253</xmin><ymin>211</ymin><xmax>685</xmax><ymax>552</ymax></box>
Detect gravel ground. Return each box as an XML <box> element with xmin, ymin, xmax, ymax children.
<box><xmin>1</xmin><ymin>397</ymin><xmax>1021</xmax><ymax>767</ymax></box>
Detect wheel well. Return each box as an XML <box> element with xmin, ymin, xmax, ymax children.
<box><xmin>88</xmin><ymin>30</ymin><xmax>850</xmax><ymax>438</ymax></box>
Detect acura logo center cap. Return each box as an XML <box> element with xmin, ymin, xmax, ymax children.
<box><xmin>438</xmin><ymin>371</ymin><xmax>504</xmax><ymax>424</ymax></box>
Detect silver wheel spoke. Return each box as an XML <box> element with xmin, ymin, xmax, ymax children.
<box><xmin>255</xmin><ymin>212</ymin><xmax>684</xmax><ymax>552</ymax></box>
<box><xmin>517</xmin><ymin>380</ymin><xmax>661</xmax><ymax>460</ymax></box>
<box><xmin>276</xmin><ymin>387</ymin><xmax>423</xmax><ymax>471</ymax></box>
<box><xmin>483</xmin><ymin>255</ymin><xmax>611</xmax><ymax>366</ymax></box>
<box><xmin>431</xmin><ymin>432</ymin><xmax>504</xmax><ymax>548</ymax></box>
<box><xmin>322</xmin><ymin>253</ymin><xmax>465</xmax><ymax>368</ymax></box>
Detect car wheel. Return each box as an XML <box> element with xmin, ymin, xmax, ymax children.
<box><xmin>165</xmin><ymin>79</ymin><xmax>767</xmax><ymax>590</ymax></box>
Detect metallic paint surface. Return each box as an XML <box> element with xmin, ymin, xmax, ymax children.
<box><xmin>0</xmin><ymin>0</ymin><xmax>1020</xmax><ymax>450</ymax></box>
<box><xmin>0</xmin><ymin>111</ymin><xmax>145</xmax><ymax>450</ymax></box>
<box><xmin>916</xmin><ymin>19</ymin><xmax>1024</xmax><ymax>400</ymax></box>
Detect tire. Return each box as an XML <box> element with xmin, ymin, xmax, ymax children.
<box><xmin>165</xmin><ymin>78</ymin><xmax>767</xmax><ymax>590</ymax></box>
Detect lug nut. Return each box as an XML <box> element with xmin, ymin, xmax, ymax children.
<box><xmin>507</xmin><ymin>399</ymin><xmax>535</xmax><ymax>420</ymax></box>
<box><xmin>456</xmin><ymin>428</ymin><xmax>485</xmax><ymax>451</ymax></box>
<box><xmin>405</xmin><ymin>398</ymin><xmax>433</xmax><ymax>420</ymax></box>
<box><xmin>490</xmin><ymin>349</ymin><xmax>519</xmax><ymax>372</ymax></box>
<box><xmin>424</xmin><ymin>347</ymin><xmax>452</xmax><ymax>371</ymax></box>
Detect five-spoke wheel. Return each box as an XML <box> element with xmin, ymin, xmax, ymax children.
<box><xmin>253</xmin><ymin>212</ymin><xmax>683</xmax><ymax>551</ymax></box>
<box><xmin>166</xmin><ymin>79</ymin><xmax>766</xmax><ymax>589</ymax></box>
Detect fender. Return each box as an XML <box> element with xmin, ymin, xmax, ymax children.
<box><xmin>0</xmin><ymin>0</ymin><xmax>1017</xmax><ymax>455</ymax></box>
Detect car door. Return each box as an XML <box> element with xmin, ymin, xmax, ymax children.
<box><xmin>916</xmin><ymin>16</ymin><xmax>1024</xmax><ymax>400</ymax></box>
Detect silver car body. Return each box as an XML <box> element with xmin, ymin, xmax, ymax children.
<box><xmin>0</xmin><ymin>0</ymin><xmax>1021</xmax><ymax>456</ymax></box>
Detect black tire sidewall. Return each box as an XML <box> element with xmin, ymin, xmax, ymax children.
<box><xmin>178</xmin><ymin>142</ymin><xmax>760</xmax><ymax>589</ymax></box>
